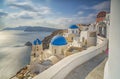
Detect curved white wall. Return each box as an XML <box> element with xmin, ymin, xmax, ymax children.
<box><xmin>33</xmin><ymin>36</ymin><xmax>107</xmax><ymax>79</ymax></box>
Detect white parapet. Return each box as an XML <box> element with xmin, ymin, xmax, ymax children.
<box><xmin>32</xmin><ymin>36</ymin><xmax>107</xmax><ymax>79</ymax></box>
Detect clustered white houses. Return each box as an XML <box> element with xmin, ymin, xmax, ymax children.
<box><xmin>29</xmin><ymin>11</ymin><xmax>110</xmax><ymax>76</ymax></box>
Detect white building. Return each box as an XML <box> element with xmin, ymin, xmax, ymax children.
<box><xmin>96</xmin><ymin>12</ymin><xmax>110</xmax><ymax>39</ymax></box>
<box><xmin>79</xmin><ymin>23</ymin><xmax>97</xmax><ymax>47</ymax></box>
<box><xmin>68</xmin><ymin>25</ymin><xmax>80</xmax><ymax>36</ymax></box>
<box><xmin>87</xmin><ymin>23</ymin><xmax>97</xmax><ymax>47</ymax></box>
<box><xmin>64</xmin><ymin>25</ymin><xmax>80</xmax><ymax>43</ymax></box>
<box><xmin>50</xmin><ymin>35</ymin><xmax>68</xmax><ymax>58</ymax></box>
<box><xmin>30</xmin><ymin>38</ymin><xmax>54</xmax><ymax>74</ymax></box>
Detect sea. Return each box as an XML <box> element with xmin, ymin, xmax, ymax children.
<box><xmin>0</xmin><ymin>30</ymin><xmax>51</xmax><ymax>79</ymax></box>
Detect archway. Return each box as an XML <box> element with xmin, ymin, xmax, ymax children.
<box><xmin>97</xmin><ymin>22</ymin><xmax>107</xmax><ymax>37</ymax></box>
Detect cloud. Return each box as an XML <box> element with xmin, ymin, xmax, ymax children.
<box><xmin>5</xmin><ymin>12</ymin><xmax>96</xmax><ymax>29</ymax></box>
<box><xmin>8</xmin><ymin>2</ymin><xmax>38</xmax><ymax>12</ymax></box>
<box><xmin>8</xmin><ymin>11</ymin><xmax>41</xmax><ymax>19</ymax></box>
<box><xmin>75</xmin><ymin>13</ymin><xmax>95</xmax><ymax>24</ymax></box>
<box><xmin>6</xmin><ymin>0</ymin><xmax>52</xmax><ymax>15</ymax></box>
<box><xmin>5</xmin><ymin>0</ymin><xmax>53</xmax><ymax>20</ymax></box>
<box><xmin>4</xmin><ymin>0</ymin><xmax>104</xmax><ymax>29</ymax></box>
<box><xmin>0</xmin><ymin>10</ymin><xmax>8</xmax><ymax>29</ymax></box>
<box><xmin>39</xmin><ymin>7</ymin><xmax>52</xmax><ymax>15</ymax></box>
<box><xmin>92</xmin><ymin>1</ymin><xmax>110</xmax><ymax>11</ymax></box>
<box><xmin>40</xmin><ymin>13</ymin><xmax>96</xmax><ymax>28</ymax></box>
<box><xmin>15</xmin><ymin>11</ymin><xmax>35</xmax><ymax>19</ymax></box>
<box><xmin>4</xmin><ymin>0</ymin><xmax>76</xmax><ymax>28</ymax></box>
<box><xmin>73</xmin><ymin>11</ymin><xmax>84</xmax><ymax>17</ymax></box>
<box><xmin>77</xmin><ymin>11</ymin><xmax>84</xmax><ymax>15</ymax></box>
<box><xmin>9</xmin><ymin>12</ymin><xmax>96</xmax><ymax>28</ymax></box>
<box><xmin>7</xmin><ymin>8</ymin><xmax>52</xmax><ymax>20</ymax></box>
<box><xmin>83</xmin><ymin>1</ymin><xmax>110</xmax><ymax>12</ymax></box>
<box><xmin>81</xmin><ymin>13</ymin><xmax>96</xmax><ymax>23</ymax></box>
<box><xmin>0</xmin><ymin>9</ymin><xmax>8</xmax><ymax>18</ymax></box>
<box><xmin>72</xmin><ymin>12</ymin><xmax>96</xmax><ymax>25</ymax></box>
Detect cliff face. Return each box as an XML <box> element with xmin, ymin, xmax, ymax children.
<box><xmin>42</xmin><ymin>29</ymin><xmax>67</xmax><ymax>49</ymax></box>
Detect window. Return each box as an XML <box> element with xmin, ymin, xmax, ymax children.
<box><xmin>82</xmin><ymin>37</ymin><xmax>85</xmax><ymax>42</ymax></box>
<box><xmin>94</xmin><ymin>25</ymin><xmax>96</xmax><ymax>30</ymax></box>
<box><xmin>36</xmin><ymin>46</ymin><xmax>39</xmax><ymax>51</ymax></box>
<box><xmin>89</xmin><ymin>32</ymin><xmax>96</xmax><ymax>37</ymax></box>
<box><xmin>54</xmin><ymin>49</ymin><xmax>56</xmax><ymax>54</ymax></box>
<box><xmin>71</xmin><ymin>37</ymin><xmax>74</xmax><ymax>40</ymax></box>
<box><xmin>72</xmin><ymin>30</ymin><xmax>74</xmax><ymax>33</ymax></box>
<box><xmin>34</xmin><ymin>53</ymin><xmax>35</xmax><ymax>57</ymax></box>
<box><xmin>62</xmin><ymin>49</ymin><xmax>64</xmax><ymax>55</ymax></box>
<box><xmin>76</xmin><ymin>30</ymin><xmax>78</xmax><ymax>33</ymax></box>
<box><xmin>37</xmin><ymin>48</ymin><xmax>39</xmax><ymax>51</ymax></box>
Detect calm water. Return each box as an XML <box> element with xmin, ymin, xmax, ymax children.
<box><xmin>0</xmin><ymin>30</ymin><xmax>51</xmax><ymax>48</ymax></box>
<box><xmin>0</xmin><ymin>30</ymin><xmax>51</xmax><ymax>79</ymax></box>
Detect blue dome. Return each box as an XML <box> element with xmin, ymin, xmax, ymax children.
<box><xmin>51</xmin><ymin>35</ymin><xmax>67</xmax><ymax>46</ymax></box>
<box><xmin>69</xmin><ymin>25</ymin><xmax>79</xmax><ymax>29</ymax></box>
<box><xmin>33</xmin><ymin>38</ymin><xmax>42</xmax><ymax>45</ymax></box>
<box><xmin>33</xmin><ymin>40</ymin><xmax>37</xmax><ymax>45</ymax></box>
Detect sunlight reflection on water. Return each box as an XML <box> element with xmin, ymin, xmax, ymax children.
<box><xmin>0</xmin><ymin>30</ymin><xmax>51</xmax><ymax>79</ymax></box>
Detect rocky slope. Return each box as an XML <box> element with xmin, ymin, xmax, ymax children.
<box><xmin>42</xmin><ymin>29</ymin><xmax>67</xmax><ymax>49</ymax></box>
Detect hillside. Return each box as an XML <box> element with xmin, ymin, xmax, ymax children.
<box><xmin>42</xmin><ymin>29</ymin><xmax>67</xmax><ymax>49</ymax></box>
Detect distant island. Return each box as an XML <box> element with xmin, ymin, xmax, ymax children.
<box><xmin>24</xmin><ymin>26</ymin><xmax>57</xmax><ymax>32</ymax></box>
<box><xmin>3</xmin><ymin>26</ymin><xmax>58</xmax><ymax>32</ymax></box>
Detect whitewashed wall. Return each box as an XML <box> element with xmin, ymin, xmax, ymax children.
<box><xmin>50</xmin><ymin>45</ymin><xmax>67</xmax><ymax>55</ymax></box>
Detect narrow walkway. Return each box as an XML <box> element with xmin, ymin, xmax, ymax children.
<box><xmin>65</xmin><ymin>53</ymin><xmax>107</xmax><ymax>79</ymax></box>
<box><xmin>85</xmin><ymin>58</ymin><xmax>107</xmax><ymax>79</ymax></box>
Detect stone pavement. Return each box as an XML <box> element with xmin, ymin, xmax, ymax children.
<box><xmin>85</xmin><ymin>58</ymin><xmax>107</xmax><ymax>79</ymax></box>
<box><xmin>65</xmin><ymin>53</ymin><xmax>107</xmax><ymax>79</ymax></box>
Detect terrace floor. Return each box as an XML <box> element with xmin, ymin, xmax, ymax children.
<box><xmin>65</xmin><ymin>52</ymin><xmax>107</xmax><ymax>79</ymax></box>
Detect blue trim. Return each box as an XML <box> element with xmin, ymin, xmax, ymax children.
<box><xmin>51</xmin><ymin>35</ymin><xmax>67</xmax><ymax>46</ymax></box>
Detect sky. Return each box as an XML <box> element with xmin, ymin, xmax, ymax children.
<box><xmin>0</xmin><ymin>0</ymin><xmax>110</xmax><ymax>29</ymax></box>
